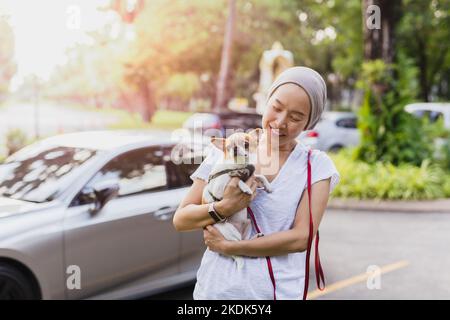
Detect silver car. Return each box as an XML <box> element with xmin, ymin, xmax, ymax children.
<box><xmin>0</xmin><ymin>130</ymin><xmax>204</xmax><ymax>300</ymax></box>
<box><xmin>298</xmin><ymin>111</ymin><xmax>360</xmax><ymax>152</ymax></box>
<box><xmin>404</xmin><ymin>102</ymin><xmax>450</xmax><ymax>129</ymax></box>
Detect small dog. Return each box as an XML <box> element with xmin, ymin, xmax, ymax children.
<box><xmin>202</xmin><ymin>128</ymin><xmax>272</xmax><ymax>268</ymax></box>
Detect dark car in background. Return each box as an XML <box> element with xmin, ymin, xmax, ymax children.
<box><xmin>182</xmin><ymin>111</ymin><xmax>262</xmax><ymax>136</ymax></box>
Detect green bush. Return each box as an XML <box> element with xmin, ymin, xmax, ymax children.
<box><xmin>439</xmin><ymin>136</ymin><xmax>450</xmax><ymax>171</ymax></box>
<box><xmin>330</xmin><ymin>148</ymin><xmax>450</xmax><ymax>200</ymax></box>
<box><xmin>5</xmin><ymin>128</ymin><xmax>28</xmax><ymax>156</ymax></box>
<box><xmin>355</xmin><ymin>58</ymin><xmax>434</xmax><ymax>166</ymax></box>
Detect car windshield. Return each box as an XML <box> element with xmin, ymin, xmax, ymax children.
<box><xmin>0</xmin><ymin>144</ymin><xmax>98</xmax><ymax>203</ymax></box>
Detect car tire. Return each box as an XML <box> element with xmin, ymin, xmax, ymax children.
<box><xmin>0</xmin><ymin>264</ymin><xmax>38</xmax><ymax>300</ymax></box>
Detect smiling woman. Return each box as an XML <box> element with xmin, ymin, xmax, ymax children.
<box><xmin>174</xmin><ymin>66</ymin><xmax>340</xmax><ymax>300</ymax></box>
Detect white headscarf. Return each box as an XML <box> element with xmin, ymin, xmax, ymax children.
<box><xmin>266</xmin><ymin>66</ymin><xmax>327</xmax><ymax>130</ymax></box>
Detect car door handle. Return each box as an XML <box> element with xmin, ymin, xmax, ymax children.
<box><xmin>151</xmin><ymin>206</ymin><xmax>176</xmax><ymax>221</ymax></box>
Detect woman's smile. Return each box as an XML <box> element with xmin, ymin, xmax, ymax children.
<box><xmin>268</xmin><ymin>126</ymin><xmax>286</xmax><ymax>137</ymax></box>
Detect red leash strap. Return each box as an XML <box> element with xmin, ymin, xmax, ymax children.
<box><xmin>247</xmin><ymin>206</ymin><xmax>277</xmax><ymax>300</ymax></box>
<box><xmin>247</xmin><ymin>148</ymin><xmax>325</xmax><ymax>301</ymax></box>
<box><xmin>303</xmin><ymin>148</ymin><xmax>325</xmax><ymax>300</ymax></box>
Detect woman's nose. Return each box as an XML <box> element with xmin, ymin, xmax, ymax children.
<box><xmin>274</xmin><ymin>114</ymin><xmax>288</xmax><ymax>129</ymax></box>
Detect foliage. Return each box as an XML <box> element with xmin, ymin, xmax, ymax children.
<box><xmin>5</xmin><ymin>128</ymin><xmax>28</xmax><ymax>156</ymax></box>
<box><xmin>331</xmin><ymin>148</ymin><xmax>450</xmax><ymax>200</ymax></box>
<box><xmin>159</xmin><ymin>73</ymin><xmax>201</xmax><ymax>107</ymax></box>
<box><xmin>397</xmin><ymin>0</ymin><xmax>450</xmax><ymax>101</ymax></box>
<box><xmin>438</xmin><ymin>136</ymin><xmax>450</xmax><ymax>171</ymax></box>
<box><xmin>354</xmin><ymin>58</ymin><xmax>435</xmax><ymax>166</ymax></box>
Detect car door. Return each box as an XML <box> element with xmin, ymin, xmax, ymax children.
<box><xmin>161</xmin><ymin>146</ymin><xmax>205</xmax><ymax>273</ymax></box>
<box><xmin>63</xmin><ymin>146</ymin><xmax>182</xmax><ymax>299</ymax></box>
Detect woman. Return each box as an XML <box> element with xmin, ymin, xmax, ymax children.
<box><xmin>173</xmin><ymin>66</ymin><xmax>340</xmax><ymax>300</ymax></box>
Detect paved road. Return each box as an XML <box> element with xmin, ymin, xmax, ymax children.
<box><xmin>148</xmin><ymin>209</ymin><xmax>450</xmax><ymax>300</ymax></box>
<box><xmin>0</xmin><ymin>102</ymin><xmax>120</xmax><ymax>154</ymax></box>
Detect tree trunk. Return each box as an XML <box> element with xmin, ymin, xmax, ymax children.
<box><xmin>140</xmin><ymin>79</ymin><xmax>155</xmax><ymax>122</ymax></box>
<box><xmin>363</xmin><ymin>0</ymin><xmax>400</xmax><ymax>63</ymax></box>
<box><xmin>417</xmin><ymin>36</ymin><xmax>430</xmax><ymax>102</ymax></box>
<box><xmin>214</xmin><ymin>0</ymin><xmax>236</xmax><ymax>112</ymax></box>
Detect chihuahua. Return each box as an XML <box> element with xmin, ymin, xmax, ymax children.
<box><xmin>202</xmin><ymin>128</ymin><xmax>272</xmax><ymax>269</ymax></box>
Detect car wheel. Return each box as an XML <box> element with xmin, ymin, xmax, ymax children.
<box><xmin>328</xmin><ymin>145</ymin><xmax>343</xmax><ymax>153</ymax></box>
<box><xmin>0</xmin><ymin>264</ymin><xmax>38</xmax><ymax>300</ymax></box>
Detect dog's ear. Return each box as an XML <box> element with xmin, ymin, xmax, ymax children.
<box><xmin>248</xmin><ymin>128</ymin><xmax>263</xmax><ymax>144</ymax></box>
<box><xmin>211</xmin><ymin>136</ymin><xmax>227</xmax><ymax>153</ymax></box>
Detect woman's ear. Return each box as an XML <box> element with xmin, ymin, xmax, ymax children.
<box><xmin>211</xmin><ymin>137</ymin><xmax>227</xmax><ymax>153</ymax></box>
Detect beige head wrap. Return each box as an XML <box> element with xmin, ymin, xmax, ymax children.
<box><xmin>266</xmin><ymin>66</ymin><xmax>327</xmax><ymax>130</ymax></box>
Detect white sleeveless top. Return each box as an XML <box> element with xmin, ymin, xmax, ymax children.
<box><xmin>190</xmin><ymin>141</ymin><xmax>340</xmax><ymax>300</ymax></box>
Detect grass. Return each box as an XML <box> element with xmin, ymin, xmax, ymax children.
<box><xmin>63</xmin><ymin>102</ymin><xmax>193</xmax><ymax>130</ymax></box>
<box><xmin>108</xmin><ymin>109</ymin><xmax>194</xmax><ymax>130</ymax></box>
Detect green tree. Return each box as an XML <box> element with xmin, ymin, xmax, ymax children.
<box><xmin>356</xmin><ymin>1</ymin><xmax>424</xmax><ymax>165</ymax></box>
<box><xmin>397</xmin><ymin>0</ymin><xmax>450</xmax><ymax>101</ymax></box>
<box><xmin>122</xmin><ymin>0</ymin><xmax>226</xmax><ymax>120</ymax></box>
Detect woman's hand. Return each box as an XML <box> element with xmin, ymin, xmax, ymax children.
<box><xmin>215</xmin><ymin>176</ymin><xmax>258</xmax><ymax>217</ymax></box>
<box><xmin>203</xmin><ymin>225</ymin><xmax>230</xmax><ymax>254</ymax></box>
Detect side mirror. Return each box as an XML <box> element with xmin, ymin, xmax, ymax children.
<box><xmin>87</xmin><ymin>180</ymin><xmax>120</xmax><ymax>215</ymax></box>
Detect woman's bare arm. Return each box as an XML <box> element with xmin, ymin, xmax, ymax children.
<box><xmin>173</xmin><ymin>176</ymin><xmax>257</xmax><ymax>232</ymax></box>
<box><xmin>172</xmin><ymin>179</ymin><xmax>216</xmax><ymax>232</ymax></box>
<box><xmin>213</xmin><ymin>178</ymin><xmax>331</xmax><ymax>257</ymax></box>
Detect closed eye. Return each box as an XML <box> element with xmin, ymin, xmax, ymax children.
<box><xmin>272</xmin><ymin>105</ymin><xmax>282</xmax><ymax>112</ymax></box>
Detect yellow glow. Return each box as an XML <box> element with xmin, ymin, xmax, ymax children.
<box><xmin>1</xmin><ymin>0</ymin><xmax>118</xmax><ymax>90</ymax></box>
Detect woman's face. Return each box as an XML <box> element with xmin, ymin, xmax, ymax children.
<box><xmin>261</xmin><ymin>83</ymin><xmax>311</xmax><ymax>147</ymax></box>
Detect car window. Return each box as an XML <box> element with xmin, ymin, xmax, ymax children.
<box><xmin>85</xmin><ymin>147</ymin><xmax>168</xmax><ymax>198</ymax></box>
<box><xmin>430</xmin><ymin>111</ymin><xmax>444</xmax><ymax>123</ymax></box>
<box><xmin>411</xmin><ymin>110</ymin><xmax>443</xmax><ymax>124</ymax></box>
<box><xmin>163</xmin><ymin>146</ymin><xmax>200</xmax><ymax>188</ymax></box>
<box><xmin>336</xmin><ymin>117</ymin><xmax>357</xmax><ymax>129</ymax></box>
<box><xmin>0</xmin><ymin>145</ymin><xmax>97</xmax><ymax>203</ymax></box>
<box><xmin>219</xmin><ymin>113</ymin><xmax>262</xmax><ymax>131</ymax></box>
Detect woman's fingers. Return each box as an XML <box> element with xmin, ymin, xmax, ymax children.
<box><xmin>245</xmin><ymin>175</ymin><xmax>256</xmax><ymax>186</ymax></box>
<box><xmin>231</xmin><ymin>176</ymin><xmax>241</xmax><ymax>185</ymax></box>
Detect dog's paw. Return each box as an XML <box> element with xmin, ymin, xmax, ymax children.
<box><xmin>238</xmin><ymin>180</ymin><xmax>253</xmax><ymax>195</ymax></box>
<box><xmin>255</xmin><ymin>174</ymin><xmax>273</xmax><ymax>193</ymax></box>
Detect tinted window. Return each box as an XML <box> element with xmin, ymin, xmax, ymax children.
<box><xmin>0</xmin><ymin>146</ymin><xmax>97</xmax><ymax>203</ymax></box>
<box><xmin>336</xmin><ymin>117</ymin><xmax>357</xmax><ymax>129</ymax></box>
<box><xmin>430</xmin><ymin>111</ymin><xmax>443</xmax><ymax>123</ymax></box>
<box><xmin>85</xmin><ymin>148</ymin><xmax>168</xmax><ymax>198</ymax></box>
<box><xmin>163</xmin><ymin>145</ymin><xmax>200</xmax><ymax>188</ymax></box>
<box><xmin>411</xmin><ymin>109</ymin><xmax>444</xmax><ymax>123</ymax></box>
<box><xmin>219</xmin><ymin>112</ymin><xmax>262</xmax><ymax>131</ymax></box>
